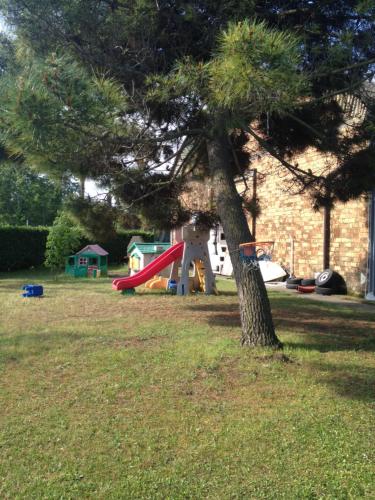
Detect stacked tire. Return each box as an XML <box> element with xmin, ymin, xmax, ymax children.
<box><xmin>298</xmin><ymin>278</ymin><xmax>316</xmax><ymax>293</ymax></box>
<box><xmin>315</xmin><ymin>269</ymin><xmax>347</xmax><ymax>296</ymax></box>
<box><xmin>286</xmin><ymin>277</ymin><xmax>302</xmax><ymax>290</ymax></box>
<box><xmin>286</xmin><ymin>270</ymin><xmax>347</xmax><ymax>296</ymax></box>
<box><xmin>300</xmin><ymin>278</ymin><xmax>316</xmax><ymax>286</ymax></box>
<box><xmin>286</xmin><ymin>277</ymin><xmax>316</xmax><ymax>290</ymax></box>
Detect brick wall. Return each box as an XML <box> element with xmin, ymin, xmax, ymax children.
<box><xmin>241</xmin><ymin>147</ymin><xmax>369</xmax><ymax>295</ymax></box>
<box><xmin>182</xmin><ymin>149</ymin><xmax>370</xmax><ymax>295</ymax></box>
<box><xmin>330</xmin><ymin>199</ymin><xmax>368</xmax><ymax>294</ymax></box>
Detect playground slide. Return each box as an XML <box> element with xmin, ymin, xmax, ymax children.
<box><xmin>112</xmin><ymin>241</ymin><xmax>184</xmax><ymax>291</ymax></box>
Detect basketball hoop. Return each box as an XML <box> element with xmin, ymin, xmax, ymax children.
<box><xmin>239</xmin><ymin>241</ymin><xmax>274</xmax><ymax>263</ymax></box>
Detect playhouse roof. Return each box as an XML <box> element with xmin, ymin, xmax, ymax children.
<box><xmin>128</xmin><ymin>242</ymin><xmax>170</xmax><ymax>255</ymax></box>
<box><xmin>76</xmin><ymin>244</ymin><xmax>109</xmax><ymax>256</ymax></box>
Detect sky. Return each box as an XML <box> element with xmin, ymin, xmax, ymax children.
<box><xmin>0</xmin><ymin>15</ymin><xmax>102</xmax><ymax>197</ymax></box>
<box><xmin>0</xmin><ymin>15</ymin><xmax>9</xmax><ymax>33</ymax></box>
<box><xmin>86</xmin><ymin>179</ymin><xmax>102</xmax><ymax>197</ymax></box>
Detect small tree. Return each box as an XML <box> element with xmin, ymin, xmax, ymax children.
<box><xmin>45</xmin><ymin>212</ymin><xmax>84</xmax><ymax>270</ymax></box>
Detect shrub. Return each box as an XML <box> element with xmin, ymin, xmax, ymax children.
<box><xmin>45</xmin><ymin>213</ymin><xmax>85</xmax><ymax>270</ymax></box>
<box><xmin>0</xmin><ymin>225</ymin><xmax>49</xmax><ymax>271</ymax></box>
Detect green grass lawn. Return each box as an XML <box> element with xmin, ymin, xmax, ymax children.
<box><xmin>0</xmin><ymin>269</ymin><xmax>375</xmax><ymax>499</ymax></box>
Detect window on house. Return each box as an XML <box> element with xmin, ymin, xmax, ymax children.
<box><xmin>220</xmin><ymin>256</ymin><xmax>225</xmax><ymax>262</ymax></box>
<box><xmin>133</xmin><ymin>256</ymin><xmax>140</xmax><ymax>270</ymax></box>
<box><xmin>220</xmin><ymin>233</ymin><xmax>225</xmax><ymax>240</ymax></box>
<box><xmin>79</xmin><ymin>257</ymin><xmax>88</xmax><ymax>266</ymax></box>
<box><xmin>89</xmin><ymin>257</ymin><xmax>98</xmax><ymax>266</ymax></box>
<box><xmin>68</xmin><ymin>257</ymin><xmax>75</xmax><ymax>266</ymax></box>
<box><xmin>221</xmin><ymin>247</ymin><xmax>227</xmax><ymax>253</ymax></box>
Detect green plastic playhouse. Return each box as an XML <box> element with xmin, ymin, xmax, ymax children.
<box><xmin>128</xmin><ymin>242</ymin><xmax>171</xmax><ymax>274</ymax></box>
<box><xmin>65</xmin><ymin>244</ymin><xmax>109</xmax><ymax>278</ymax></box>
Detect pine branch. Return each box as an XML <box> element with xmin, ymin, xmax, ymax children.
<box><xmin>300</xmin><ymin>80</ymin><xmax>364</xmax><ymax>107</ymax></box>
<box><xmin>312</xmin><ymin>57</ymin><xmax>375</xmax><ymax>79</ymax></box>
<box><xmin>244</xmin><ymin>125</ymin><xmax>321</xmax><ymax>184</ymax></box>
<box><xmin>284</xmin><ymin>112</ymin><xmax>325</xmax><ymax>142</ymax></box>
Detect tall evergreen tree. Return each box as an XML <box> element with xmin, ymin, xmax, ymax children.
<box><xmin>0</xmin><ymin>1</ymin><xmax>374</xmax><ymax>346</ymax></box>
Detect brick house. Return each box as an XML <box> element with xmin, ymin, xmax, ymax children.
<box><xmin>181</xmin><ymin>144</ymin><xmax>374</xmax><ymax>297</ymax></box>
<box><xmin>238</xmin><ymin>148</ymin><xmax>370</xmax><ymax>296</ymax></box>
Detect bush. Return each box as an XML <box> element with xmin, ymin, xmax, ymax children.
<box><xmin>45</xmin><ymin>213</ymin><xmax>85</xmax><ymax>270</ymax></box>
<box><xmin>0</xmin><ymin>225</ymin><xmax>49</xmax><ymax>271</ymax></box>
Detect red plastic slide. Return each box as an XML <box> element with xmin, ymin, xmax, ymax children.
<box><xmin>112</xmin><ymin>241</ymin><xmax>184</xmax><ymax>291</ymax></box>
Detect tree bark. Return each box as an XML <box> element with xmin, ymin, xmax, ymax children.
<box><xmin>207</xmin><ymin>133</ymin><xmax>281</xmax><ymax>347</ymax></box>
<box><xmin>79</xmin><ymin>175</ymin><xmax>86</xmax><ymax>199</ymax></box>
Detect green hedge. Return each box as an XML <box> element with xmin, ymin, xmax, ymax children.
<box><xmin>0</xmin><ymin>226</ymin><xmax>154</xmax><ymax>271</ymax></box>
<box><xmin>0</xmin><ymin>226</ymin><xmax>49</xmax><ymax>271</ymax></box>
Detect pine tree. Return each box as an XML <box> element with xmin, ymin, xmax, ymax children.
<box><xmin>0</xmin><ymin>1</ymin><xmax>374</xmax><ymax>346</ymax></box>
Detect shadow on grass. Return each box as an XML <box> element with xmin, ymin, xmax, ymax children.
<box><xmin>271</xmin><ymin>295</ymin><xmax>375</xmax><ymax>353</ymax></box>
<box><xmin>307</xmin><ymin>360</ymin><xmax>375</xmax><ymax>403</ymax></box>
<box><xmin>187</xmin><ymin>295</ymin><xmax>375</xmax><ymax>403</ymax></box>
<box><xmin>187</xmin><ymin>296</ymin><xmax>375</xmax><ymax>352</ymax></box>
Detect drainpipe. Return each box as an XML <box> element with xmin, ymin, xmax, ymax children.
<box><xmin>323</xmin><ymin>204</ymin><xmax>331</xmax><ymax>270</ymax></box>
<box><xmin>252</xmin><ymin>169</ymin><xmax>257</xmax><ymax>239</ymax></box>
<box><xmin>290</xmin><ymin>235</ymin><xmax>294</xmax><ymax>277</ymax></box>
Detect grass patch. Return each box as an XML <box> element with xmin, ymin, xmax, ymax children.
<box><xmin>0</xmin><ymin>270</ymin><xmax>374</xmax><ymax>498</ymax></box>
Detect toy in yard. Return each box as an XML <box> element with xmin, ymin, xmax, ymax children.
<box><xmin>65</xmin><ymin>244</ymin><xmax>108</xmax><ymax>278</ymax></box>
<box><xmin>239</xmin><ymin>241</ymin><xmax>274</xmax><ymax>263</ymax></box>
<box><xmin>112</xmin><ymin>224</ymin><xmax>217</xmax><ymax>295</ymax></box>
<box><xmin>128</xmin><ymin>242</ymin><xmax>171</xmax><ymax>276</ymax></box>
<box><xmin>22</xmin><ymin>284</ymin><xmax>43</xmax><ymax>298</ymax></box>
<box><xmin>168</xmin><ymin>279</ymin><xmax>178</xmax><ymax>294</ymax></box>
<box><xmin>113</xmin><ymin>241</ymin><xmax>184</xmax><ymax>294</ymax></box>
<box><xmin>208</xmin><ymin>224</ymin><xmax>229</xmax><ymax>274</ymax></box>
<box><xmin>145</xmin><ymin>275</ymin><xmax>169</xmax><ymax>290</ymax></box>
<box><xmin>173</xmin><ymin>225</ymin><xmax>217</xmax><ymax>295</ymax></box>
<box><xmin>239</xmin><ymin>241</ymin><xmax>287</xmax><ymax>282</ymax></box>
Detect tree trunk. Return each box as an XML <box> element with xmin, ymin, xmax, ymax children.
<box><xmin>207</xmin><ymin>134</ymin><xmax>281</xmax><ymax>348</ymax></box>
<box><xmin>79</xmin><ymin>175</ymin><xmax>86</xmax><ymax>198</ymax></box>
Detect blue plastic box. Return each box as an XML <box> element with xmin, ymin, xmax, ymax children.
<box><xmin>22</xmin><ymin>284</ymin><xmax>44</xmax><ymax>298</ymax></box>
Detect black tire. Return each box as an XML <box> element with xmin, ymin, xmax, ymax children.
<box><xmin>286</xmin><ymin>283</ymin><xmax>299</xmax><ymax>290</ymax></box>
<box><xmin>316</xmin><ymin>269</ymin><xmax>334</xmax><ymax>286</ymax></box>
<box><xmin>286</xmin><ymin>277</ymin><xmax>303</xmax><ymax>285</ymax></box>
<box><xmin>333</xmin><ymin>283</ymin><xmax>347</xmax><ymax>295</ymax></box>
<box><xmin>315</xmin><ymin>286</ymin><xmax>334</xmax><ymax>296</ymax></box>
<box><xmin>301</xmin><ymin>278</ymin><xmax>316</xmax><ymax>286</ymax></box>
<box><xmin>316</xmin><ymin>269</ymin><xmax>342</xmax><ymax>288</ymax></box>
